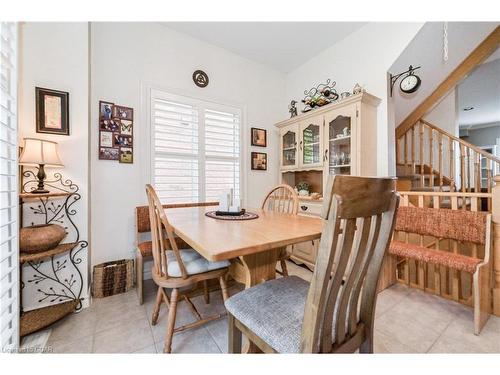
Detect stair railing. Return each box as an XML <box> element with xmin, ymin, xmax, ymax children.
<box><xmin>396</xmin><ymin>119</ymin><xmax>500</xmax><ymax>194</ymax></box>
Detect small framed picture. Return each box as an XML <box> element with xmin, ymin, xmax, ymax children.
<box><xmin>113</xmin><ymin>105</ymin><xmax>133</xmax><ymax>120</ymax></box>
<box><xmin>120</xmin><ymin>119</ymin><xmax>133</xmax><ymax>136</ymax></box>
<box><xmin>99</xmin><ymin>147</ymin><xmax>119</xmax><ymax>160</ymax></box>
<box><xmin>99</xmin><ymin>101</ymin><xmax>114</xmax><ymax>120</ymax></box>
<box><xmin>113</xmin><ymin>134</ymin><xmax>133</xmax><ymax>147</ymax></box>
<box><xmin>99</xmin><ymin>131</ymin><xmax>114</xmax><ymax>148</ymax></box>
<box><xmin>251</xmin><ymin>152</ymin><xmax>267</xmax><ymax>170</ymax></box>
<box><xmin>119</xmin><ymin>147</ymin><xmax>133</xmax><ymax>164</ymax></box>
<box><xmin>251</xmin><ymin>127</ymin><xmax>267</xmax><ymax>147</ymax></box>
<box><xmin>36</xmin><ymin>87</ymin><xmax>70</xmax><ymax>135</ymax></box>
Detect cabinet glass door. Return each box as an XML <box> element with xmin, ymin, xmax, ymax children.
<box><xmin>327</xmin><ymin>115</ymin><xmax>352</xmax><ymax>176</ymax></box>
<box><xmin>281</xmin><ymin>128</ymin><xmax>297</xmax><ymax>168</ymax></box>
<box><xmin>301</xmin><ymin>121</ymin><xmax>322</xmax><ymax>167</ymax></box>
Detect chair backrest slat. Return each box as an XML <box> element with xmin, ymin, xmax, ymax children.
<box><xmin>261</xmin><ymin>184</ymin><xmax>299</xmax><ymax>215</ymax></box>
<box><xmin>300</xmin><ymin>175</ymin><xmax>399</xmax><ymax>353</ymax></box>
<box><xmin>145</xmin><ymin>185</ymin><xmax>218</xmax><ymax>279</ymax></box>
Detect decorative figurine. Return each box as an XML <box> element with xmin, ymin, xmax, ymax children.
<box><xmin>340</xmin><ymin>91</ymin><xmax>351</xmax><ymax>99</ymax></box>
<box><xmin>353</xmin><ymin>83</ymin><xmax>363</xmax><ymax>95</ymax></box>
<box><xmin>289</xmin><ymin>100</ymin><xmax>298</xmax><ymax>118</ymax></box>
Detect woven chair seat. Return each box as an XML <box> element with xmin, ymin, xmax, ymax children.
<box><xmin>389</xmin><ymin>241</ymin><xmax>481</xmax><ymax>273</ymax></box>
<box><xmin>138</xmin><ymin>241</ymin><xmax>153</xmax><ymax>257</ymax></box>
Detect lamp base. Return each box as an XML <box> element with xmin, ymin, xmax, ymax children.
<box><xmin>32</xmin><ymin>164</ymin><xmax>50</xmax><ymax>194</ymax></box>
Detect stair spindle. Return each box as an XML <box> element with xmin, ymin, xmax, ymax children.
<box><xmin>411</xmin><ymin>124</ymin><xmax>416</xmax><ymax>174</ymax></box>
<box><xmin>438</xmin><ymin>132</ymin><xmax>443</xmax><ymax>191</ymax></box>
<box><xmin>420</xmin><ymin>122</ymin><xmax>425</xmax><ymax>187</ymax></box>
<box><xmin>429</xmin><ymin>128</ymin><xmax>434</xmax><ymax>188</ymax></box>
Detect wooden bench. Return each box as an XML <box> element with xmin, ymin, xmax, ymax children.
<box><xmin>387</xmin><ymin>206</ymin><xmax>492</xmax><ymax>335</ymax></box>
<box><xmin>135</xmin><ymin>202</ymin><xmax>218</xmax><ymax>304</ymax></box>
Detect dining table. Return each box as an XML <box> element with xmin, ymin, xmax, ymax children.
<box><xmin>165</xmin><ymin>205</ymin><xmax>324</xmax><ymax>289</ymax></box>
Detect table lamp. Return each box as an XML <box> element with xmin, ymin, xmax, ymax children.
<box><xmin>19</xmin><ymin>138</ymin><xmax>63</xmax><ymax>194</ymax></box>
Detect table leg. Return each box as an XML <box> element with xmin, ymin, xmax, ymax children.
<box><xmin>228</xmin><ymin>248</ymin><xmax>280</xmax><ymax>353</ymax></box>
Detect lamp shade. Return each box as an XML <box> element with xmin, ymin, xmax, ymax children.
<box><xmin>19</xmin><ymin>138</ymin><xmax>63</xmax><ymax>167</ymax></box>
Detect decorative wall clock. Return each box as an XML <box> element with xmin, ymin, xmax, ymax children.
<box><xmin>389</xmin><ymin>65</ymin><xmax>422</xmax><ymax>96</ymax></box>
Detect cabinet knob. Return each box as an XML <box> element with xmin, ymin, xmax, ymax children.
<box><xmin>323</xmin><ymin>149</ymin><xmax>328</xmax><ymax>161</ymax></box>
<box><xmin>299</xmin><ymin>141</ymin><xmax>303</xmax><ymax>151</ymax></box>
<box><xmin>300</xmin><ymin>205</ymin><xmax>308</xmax><ymax>211</ymax></box>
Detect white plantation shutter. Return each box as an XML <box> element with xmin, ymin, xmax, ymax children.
<box><xmin>151</xmin><ymin>89</ymin><xmax>241</xmax><ymax>204</ymax></box>
<box><xmin>152</xmin><ymin>98</ymin><xmax>200</xmax><ymax>203</ymax></box>
<box><xmin>0</xmin><ymin>22</ymin><xmax>19</xmax><ymax>352</ymax></box>
<box><xmin>204</xmin><ymin>109</ymin><xmax>240</xmax><ymax>202</ymax></box>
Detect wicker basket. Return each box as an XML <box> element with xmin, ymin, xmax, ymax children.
<box><xmin>92</xmin><ymin>259</ymin><xmax>134</xmax><ymax>298</ymax></box>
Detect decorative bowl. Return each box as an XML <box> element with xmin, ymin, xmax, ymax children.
<box><xmin>19</xmin><ymin>224</ymin><xmax>67</xmax><ymax>253</ymax></box>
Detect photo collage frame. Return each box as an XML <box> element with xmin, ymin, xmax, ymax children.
<box><xmin>98</xmin><ymin>101</ymin><xmax>134</xmax><ymax>163</ymax></box>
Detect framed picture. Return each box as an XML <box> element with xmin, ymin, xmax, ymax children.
<box><xmin>113</xmin><ymin>134</ymin><xmax>133</xmax><ymax>147</ymax></box>
<box><xmin>119</xmin><ymin>147</ymin><xmax>133</xmax><ymax>164</ymax></box>
<box><xmin>120</xmin><ymin>119</ymin><xmax>133</xmax><ymax>136</ymax></box>
<box><xmin>99</xmin><ymin>147</ymin><xmax>119</xmax><ymax>161</ymax></box>
<box><xmin>113</xmin><ymin>105</ymin><xmax>134</xmax><ymax>121</ymax></box>
<box><xmin>36</xmin><ymin>87</ymin><xmax>69</xmax><ymax>135</ymax></box>
<box><xmin>251</xmin><ymin>152</ymin><xmax>267</xmax><ymax>171</ymax></box>
<box><xmin>99</xmin><ymin>100</ymin><xmax>134</xmax><ymax>164</ymax></box>
<box><xmin>99</xmin><ymin>101</ymin><xmax>114</xmax><ymax>120</ymax></box>
<box><xmin>99</xmin><ymin>131</ymin><xmax>114</xmax><ymax>148</ymax></box>
<box><xmin>251</xmin><ymin>127</ymin><xmax>267</xmax><ymax>147</ymax></box>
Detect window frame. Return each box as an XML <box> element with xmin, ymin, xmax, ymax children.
<box><xmin>148</xmin><ymin>88</ymin><xmax>246</xmax><ymax>205</ymax></box>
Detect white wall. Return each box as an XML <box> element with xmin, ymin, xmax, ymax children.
<box><xmin>19</xmin><ymin>22</ymin><xmax>90</xmax><ymax>308</ymax></box>
<box><xmin>90</xmin><ymin>23</ymin><xmax>286</xmax><ymax>266</ymax></box>
<box><xmin>391</xmin><ymin>22</ymin><xmax>499</xmax><ymax>126</ymax></box>
<box><xmin>284</xmin><ymin>23</ymin><xmax>424</xmax><ymax>176</ymax></box>
<box><xmin>422</xmin><ymin>89</ymin><xmax>458</xmax><ymax>136</ymax></box>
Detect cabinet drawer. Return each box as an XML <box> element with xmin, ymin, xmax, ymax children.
<box><xmin>298</xmin><ymin>201</ymin><xmax>322</xmax><ymax>217</ymax></box>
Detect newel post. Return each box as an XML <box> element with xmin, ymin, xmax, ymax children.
<box><xmin>492</xmin><ymin>175</ymin><xmax>500</xmax><ymax>316</ymax></box>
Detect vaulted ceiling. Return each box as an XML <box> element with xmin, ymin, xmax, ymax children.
<box><xmin>161</xmin><ymin>22</ymin><xmax>367</xmax><ymax>73</ymax></box>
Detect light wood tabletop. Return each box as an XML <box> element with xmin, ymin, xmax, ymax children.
<box><xmin>166</xmin><ymin>206</ymin><xmax>324</xmax><ymax>262</ymax></box>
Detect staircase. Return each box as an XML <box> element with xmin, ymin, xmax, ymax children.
<box><xmin>396</xmin><ymin>119</ymin><xmax>500</xmax><ymax>201</ymax></box>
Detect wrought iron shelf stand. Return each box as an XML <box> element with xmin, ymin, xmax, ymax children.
<box><xmin>19</xmin><ymin>171</ymin><xmax>88</xmax><ymax>337</ymax></box>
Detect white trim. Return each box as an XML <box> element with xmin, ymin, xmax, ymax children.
<box><xmin>141</xmin><ymin>82</ymin><xmax>248</xmax><ymax>206</ymax></box>
<box><xmin>145</xmin><ymin>84</ymin><xmax>246</xmax><ymax>205</ymax></box>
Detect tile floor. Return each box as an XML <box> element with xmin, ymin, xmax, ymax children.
<box><xmin>43</xmin><ymin>261</ymin><xmax>500</xmax><ymax>353</ymax></box>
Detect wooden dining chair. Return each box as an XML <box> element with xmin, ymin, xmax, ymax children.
<box><xmin>225</xmin><ymin>175</ymin><xmax>399</xmax><ymax>353</ymax></box>
<box><xmin>145</xmin><ymin>184</ymin><xmax>230</xmax><ymax>353</ymax></box>
<box><xmin>261</xmin><ymin>184</ymin><xmax>299</xmax><ymax>276</ymax></box>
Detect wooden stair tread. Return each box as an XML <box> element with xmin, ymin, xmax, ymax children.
<box><xmin>20</xmin><ymin>242</ymin><xmax>78</xmax><ymax>264</ymax></box>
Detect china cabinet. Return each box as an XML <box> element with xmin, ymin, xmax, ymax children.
<box><xmin>275</xmin><ymin>92</ymin><xmax>381</xmax><ymax>269</ymax></box>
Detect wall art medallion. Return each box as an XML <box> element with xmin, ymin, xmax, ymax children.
<box><xmin>192</xmin><ymin>69</ymin><xmax>209</xmax><ymax>88</ymax></box>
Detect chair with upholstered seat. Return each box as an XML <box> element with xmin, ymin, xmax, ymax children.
<box><xmin>261</xmin><ymin>184</ymin><xmax>299</xmax><ymax>276</ymax></box>
<box><xmin>135</xmin><ymin>201</ymin><xmax>218</xmax><ymax>304</ymax></box>
<box><xmin>225</xmin><ymin>175</ymin><xmax>399</xmax><ymax>353</ymax></box>
<box><xmin>145</xmin><ymin>184</ymin><xmax>230</xmax><ymax>353</ymax></box>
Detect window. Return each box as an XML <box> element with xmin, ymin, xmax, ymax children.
<box><xmin>0</xmin><ymin>22</ymin><xmax>19</xmax><ymax>352</ymax></box>
<box><xmin>151</xmin><ymin>89</ymin><xmax>241</xmax><ymax>204</ymax></box>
